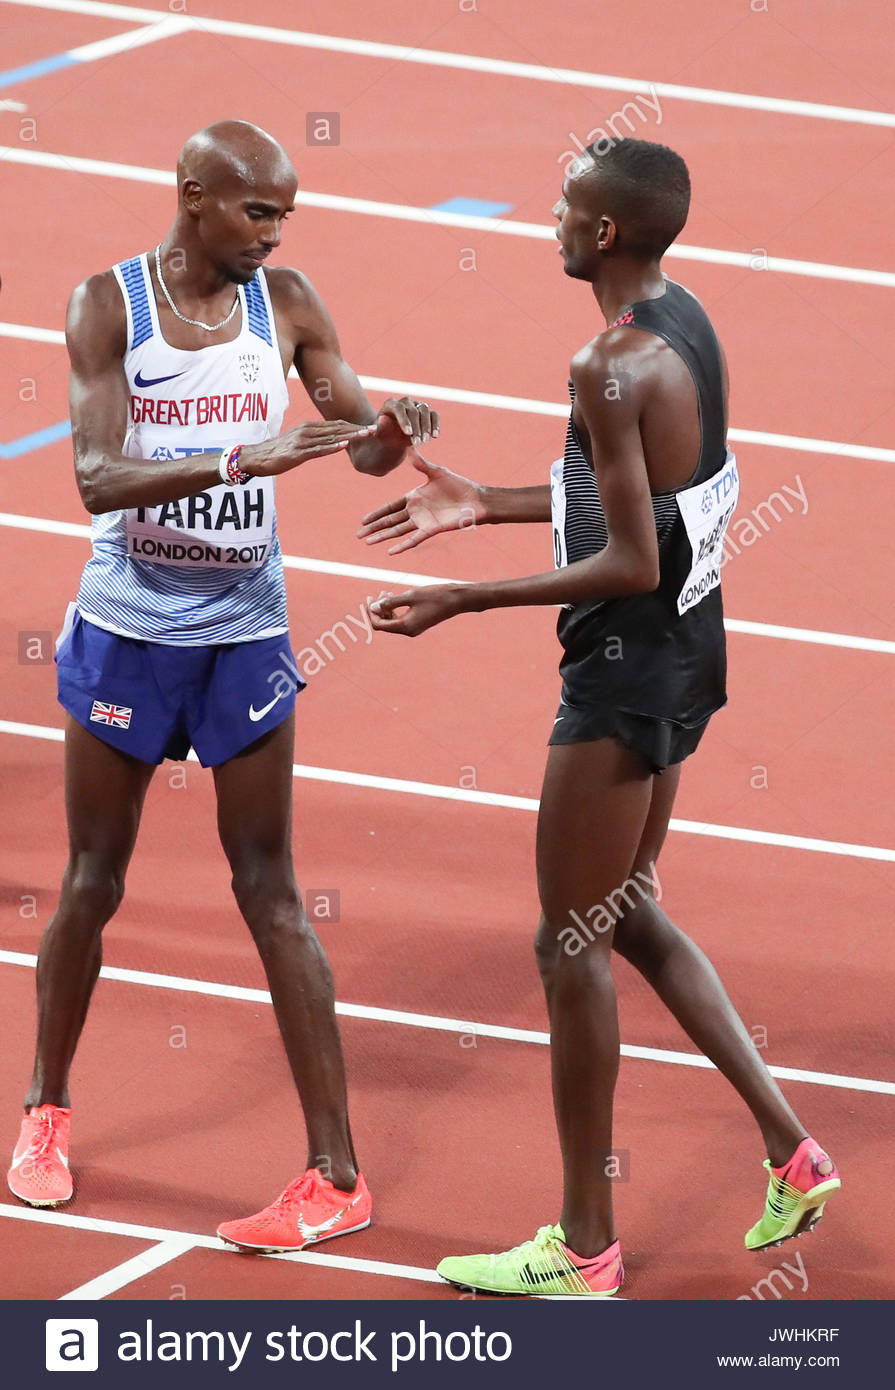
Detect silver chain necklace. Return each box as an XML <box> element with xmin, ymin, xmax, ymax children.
<box><xmin>154</xmin><ymin>245</ymin><xmax>240</xmax><ymax>332</ymax></box>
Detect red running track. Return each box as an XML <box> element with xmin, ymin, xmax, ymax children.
<box><xmin>0</xmin><ymin>0</ymin><xmax>893</xmax><ymax>1301</ymax></box>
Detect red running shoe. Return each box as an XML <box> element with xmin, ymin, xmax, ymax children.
<box><xmin>217</xmin><ymin>1167</ymin><xmax>371</xmax><ymax>1252</ymax></box>
<box><xmin>7</xmin><ymin>1105</ymin><xmax>73</xmax><ymax>1207</ymax></box>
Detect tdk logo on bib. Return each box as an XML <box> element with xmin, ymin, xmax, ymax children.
<box><xmin>45</xmin><ymin>1319</ymin><xmax>99</xmax><ymax>1372</ymax></box>
<box><xmin>675</xmin><ymin>451</ymin><xmax>740</xmax><ymax>615</ymax></box>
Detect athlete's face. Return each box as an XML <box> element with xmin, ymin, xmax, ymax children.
<box><xmin>196</xmin><ymin>167</ymin><xmax>298</xmax><ymax>284</ymax></box>
<box><xmin>552</xmin><ymin>163</ymin><xmax>612</xmax><ymax>281</ymax></box>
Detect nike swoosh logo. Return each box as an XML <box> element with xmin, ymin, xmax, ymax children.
<box><xmin>9</xmin><ymin>1146</ymin><xmax>67</xmax><ymax>1169</ymax></box>
<box><xmin>134</xmin><ymin>369</ymin><xmax>185</xmax><ymax>388</ymax></box>
<box><xmin>248</xmin><ymin>692</ymin><xmax>285</xmax><ymax>722</ymax></box>
<box><xmin>553</xmin><ymin>716</ymin><xmax>565</xmax><ymax>725</ymax></box>
<box><xmin>296</xmin><ymin>1194</ymin><xmax>361</xmax><ymax>1242</ymax></box>
<box><xmin>520</xmin><ymin>1257</ymin><xmax>611</xmax><ymax>1287</ymax></box>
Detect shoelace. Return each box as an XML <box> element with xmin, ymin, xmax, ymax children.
<box><xmin>27</xmin><ymin>1110</ymin><xmax>61</xmax><ymax>1162</ymax></box>
<box><xmin>502</xmin><ymin>1224</ymin><xmax>555</xmax><ymax>1260</ymax></box>
<box><xmin>506</xmin><ymin>1226</ymin><xmax>594</xmax><ymax>1293</ymax></box>
<box><xmin>507</xmin><ymin>1225</ymin><xmax>616</xmax><ymax>1293</ymax></box>
<box><xmin>507</xmin><ymin>1227</ymin><xmax>563</xmax><ymax>1273</ymax></box>
<box><xmin>273</xmin><ymin>1171</ymin><xmax>320</xmax><ymax>1212</ymax></box>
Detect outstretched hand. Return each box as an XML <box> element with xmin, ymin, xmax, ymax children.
<box><xmin>357</xmin><ymin>451</ymin><xmax>486</xmax><ymax>554</ymax></box>
<box><xmin>368</xmin><ymin>585</ymin><xmax>467</xmax><ymax>637</ymax></box>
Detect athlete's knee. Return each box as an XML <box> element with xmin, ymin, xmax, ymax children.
<box><xmin>537</xmin><ymin>913</ymin><xmax>614</xmax><ymax>994</ymax></box>
<box><xmin>62</xmin><ymin>854</ymin><xmax>126</xmax><ymax>926</ymax></box>
<box><xmin>612</xmin><ymin>894</ymin><xmax>674</xmax><ymax>972</ymax></box>
<box><xmin>230</xmin><ymin>855</ymin><xmax>301</xmax><ymax>935</ymax></box>
<box><xmin>533</xmin><ymin>916</ymin><xmax>561</xmax><ymax>980</ymax></box>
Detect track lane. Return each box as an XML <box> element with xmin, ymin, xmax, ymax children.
<box><xmin>0</xmin><ymin>964</ymin><xmax>890</xmax><ymax>1300</ymax></box>
<box><xmin>2</xmin><ymin>736</ymin><xmax>893</xmax><ymax>1082</ymax></box>
<box><xmin>2</xmin><ymin>170</ymin><xmax>894</xmax><ymax>449</ymax></box>
<box><xmin>2</xmin><ymin>0</ymin><xmax>892</xmax><ymax>1305</ymax></box>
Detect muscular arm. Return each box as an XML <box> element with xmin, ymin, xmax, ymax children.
<box><xmin>69</xmin><ymin>273</ymin><xmax>375</xmax><ymax>514</ymax></box>
<box><xmin>68</xmin><ymin>274</ymin><xmax>225</xmax><ymax>514</ymax></box>
<box><xmin>457</xmin><ymin>339</ymin><xmax>659</xmax><ymax>611</ymax></box>
<box><xmin>280</xmin><ymin>270</ymin><xmax>415</xmax><ymax>478</ymax></box>
<box><xmin>371</xmin><ymin>336</ymin><xmax>661</xmax><ymax>634</ymax></box>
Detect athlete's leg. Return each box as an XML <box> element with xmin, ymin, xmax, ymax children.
<box><xmin>25</xmin><ymin>716</ymin><xmax>155</xmax><ymax>1109</ymax></box>
<box><xmin>213</xmin><ymin>712</ymin><xmax>358</xmax><ymax>1191</ymax></box>
<box><xmin>611</xmin><ymin>764</ymin><xmax>806</xmax><ymax>1167</ymax></box>
<box><xmin>534</xmin><ymin>738</ymin><xmax>654</xmax><ymax>1259</ymax></box>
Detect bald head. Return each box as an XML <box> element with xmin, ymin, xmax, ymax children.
<box><xmin>170</xmin><ymin>121</ymin><xmax>298</xmax><ymax>285</ymax></box>
<box><xmin>177</xmin><ymin>120</ymin><xmax>296</xmax><ymax>195</ymax></box>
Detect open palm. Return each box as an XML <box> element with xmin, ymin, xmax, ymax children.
<box><xmin>357</xmin><ymin>451</ymin><xmax>486</xmax><ymax>555</ymax></box>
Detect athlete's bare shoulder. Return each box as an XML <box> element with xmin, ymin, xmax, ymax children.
<box><xmin>66</xmin><ymin>269</ymin><xmax>127</xmax><ymax>362</ymax></box>
<box><xmin>264</xmin><ymin>265</ymin><xmax>328</xmax><ymax>322</ymax></box>
<box><xmin>570</xmin><ymin>327</ymin><xmax>661</xmax><ymax>413</ymax></box>
<box><xmin>263</xmin><ymin>264</ymin><xmax>340</xmax><ymax>351</ymax></box>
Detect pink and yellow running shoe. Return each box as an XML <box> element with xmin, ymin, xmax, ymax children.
<box><xmin>437</xmin><ymin>1224</ymin><xmax>624</xmax><ymax>1297</ymax></box>
<box><xmin>745</xmin><ymin>1137</ymin><xmax>841</xmax><ymax>1250</ymax></box>
<box><xmin>7</xmin><ymin>1104</ymin><xmax>73</xmax><ymax>1207</ymax></box>
<box><xmin>217</xmin><ymin>1167</ymin><xmax>371</xmax><ymax>1253</ymax></box>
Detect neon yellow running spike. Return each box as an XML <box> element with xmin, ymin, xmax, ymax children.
<box><xmin>436</xmin><ymin>1224</ymin><xmax>624</xmax><ymax>1297</ymax></box>
<box><xmin>745</xmin><ymin>1137</ymin><xmax>841</xmax><ymax>1251</ymax></box>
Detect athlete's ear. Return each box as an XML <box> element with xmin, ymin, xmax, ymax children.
<box><xmin>596</xmin><ymin>214</ymin><xmax>616</xmax><ymax>252</ymax></box>
<box><xmin>180</xmin><ymin>178</ymin><xmax>204</xmax><ymax>217</ymax></box>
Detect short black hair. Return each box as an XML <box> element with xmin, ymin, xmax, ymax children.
<box><xmin>580</xmin><ymin>138</ymin><xmax>691</xmax><ymax>258</ymax></box>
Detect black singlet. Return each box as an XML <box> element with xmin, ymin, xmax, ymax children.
<box><xmin>548</xmin><ymin>277</ymin><xmax>740</xmax><ymax>773</ymax></box>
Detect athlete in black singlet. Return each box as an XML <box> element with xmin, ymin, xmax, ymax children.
<box><xmin>360</xmin><ymin>140</ymin><xmax>839</xmax><ymax>1295</ymax></box>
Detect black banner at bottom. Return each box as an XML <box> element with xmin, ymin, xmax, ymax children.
<box><xmin>8</xmin><ymin>1297</ymin><xmax>887</xmax><ymax>1386</ymax></box>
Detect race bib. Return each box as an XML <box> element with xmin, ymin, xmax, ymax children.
<box><xmin>675</xmin><ymin>450</ymin><xmax>739</xmax><ymax>615</ymax></box>
<box><xmin>550</xmin><ymin>457</ymin><xmax>568</xmax><ymax>569</ymax></box>
<box><xmin>126</xmin><ymin>478</ymin><xmax>275</xmax><ymax>570</ymax></box>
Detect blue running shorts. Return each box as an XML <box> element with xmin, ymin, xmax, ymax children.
<box><xmin>55</xmin><ymin>607</ymin><xmax>305</xmax><ymax>767</ymax></box>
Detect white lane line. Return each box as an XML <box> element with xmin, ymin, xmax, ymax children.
<box><xmin>1</xmin><ymin>147</ymin><xmax>893</xmax><ymax>290</ymax></box>
<box><xmin>0</xmin><ymin>949</ymin><xmax>891</xmax><ymax>1095</ymax></box>
<box><xmin>65</xmin><ymin>15</ymin><xmax>189</xmax><ymax>63</ymax></box>
<box><xmin>4</xmin><ymin>0</ymin><xmax>895</xmax><ymax>129</ymax></box>
<box><xmin>3</xmin><ymin>715</ymin><xmax>895</xmax><ymax>860</ymax></box>
<box><xmin>2</xmin><ymin>509</ymin><xmax>894</xmax><ymax>656</ymax></box>
<box><xmin>0</xmin><ymin>321</ymin><xmax>65</xmax><ymax>344</ymax></box>
<box><xmin>3</xmin><ymin>325</ymin><xmax>894</xmax><ymax>471</ymax></box>
<box><xmin>58</xmin><ymin>1237</ymin><xmax>196</xmax><ymax>1300</ymax></box>
<box><xmin>0</xmin><ymin>1203</ymin><xmax>443</xmax><ymax>1286</ymax></box>
<box><xmin>358</xmin><ymin>375</ymin><xmax>895</xmax><ymax>464</ymax></box>
<box><xmin>4</xmin><ymin>323</ymin><xmax>895</xmax><ymax>466</ymax></box>
<box><xmin>722</xmin><ymin>617</ymin><xmax>895</xmax><ymax>653</ymax></box>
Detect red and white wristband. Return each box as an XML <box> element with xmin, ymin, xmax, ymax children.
<box><xmin>218</xmin><ymin>445</ymin><xmax>251</xmax><ymax>486</ymax></box>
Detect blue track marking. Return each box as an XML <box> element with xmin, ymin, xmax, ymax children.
<box><xmin>429</xmin><ymin>196</ymin><xmax>514</xmax><ymax>217</ymax></box>
<box><xmin>0</xmin><ymin>53</ymin><xmax>80</xmax><ymax>89</ymax></box>
<box><xmin>0</xmin><ymin>421</ymin><xmax>73</xmax><ymax>459</ymax></box>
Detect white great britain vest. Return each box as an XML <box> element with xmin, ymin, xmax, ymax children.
<box><xmin>75</xmin><ymin>253</ymin><xmax>290</xmax><ymax>645</ymax></box>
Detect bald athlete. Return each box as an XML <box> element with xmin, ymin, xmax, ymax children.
<box><xmin>7</xmin><ymin>122</ymin><xmax>438</xmax><ymax>1252</ymax></box>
